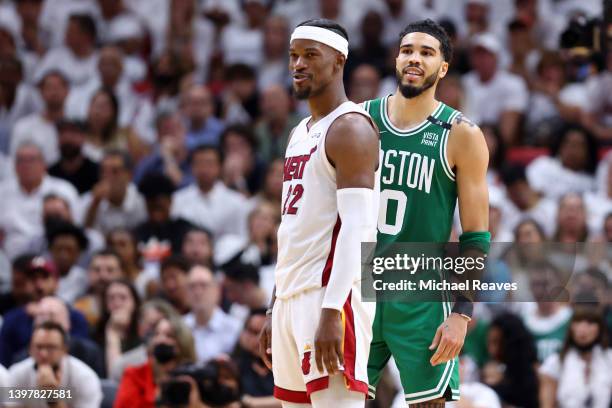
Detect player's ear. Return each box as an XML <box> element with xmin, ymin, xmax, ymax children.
<box><xmin>439</xmin><ymin>61</ymin><xmax>449</xmax><ymax>79</ymax></box>
<box><xmin>334</xmin><ymin>53</ymin><xmax>346</xmax><ymax>73</ymax></box>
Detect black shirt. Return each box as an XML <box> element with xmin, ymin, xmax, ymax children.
<box><xmin>49</xmin><ymin>158</ymin><xmax>99</xmax><ymax>194</ymax></box>
<box><xmin>133</xmin><ymin>218</ymin><xmax>195</xmax><ymax>253</ymax></box>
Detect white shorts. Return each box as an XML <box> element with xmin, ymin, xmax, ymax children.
<box><xmin>272</xmin><ymin>284</ymin><xmax>375</xmax><ymax>404</ymax></box>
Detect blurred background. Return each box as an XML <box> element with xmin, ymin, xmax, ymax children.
<box><xmin>0</xmin><ymin>0</ymin><xmax>609</xmax><ymax>407</ymax></box>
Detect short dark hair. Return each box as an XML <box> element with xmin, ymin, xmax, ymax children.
<box><xmin>297</xmin><ymin>18</ymin><xmax>349</xmax><ymax>42</ymax></box>
<box><xmin>160</xmin><ymin>255</ymin><xmax>192</xmax><ymax>275</ymax></box>
<box><xmin>223</xmin><ymin>261</ymin><xmax>260</xmax><ymax>285</ymax></box>
<box><xmin>56</xmin><ymin>119</ymin><xmax>88</xmax><ymax>133</ymax></box>
<box><xmin>220</xmin><ymin>124</ymin><xmax>258</xmax><ymax>153</ymax></box>
<box><xmin>500</xmin><ymin>164</ymin><xmax>527</xmax><ymax>186</ymax></box>
<box><xmin>12</xmin><ymin>254</ymin><xmax>37</xmax><ymax>274</ymax></box>
<box><xmin>91</xmin><ymin>248</ymin><xmax>124</xmax><ymax>270</ymax></box>
<box><xmin>225</xmin><ymin>63</ymin><xmax>256</xmax><ymax>82</ymax></box>
<box><xmin>32</xmin><ymin>321</ymin><xmax>69</xmax><ymax>346</ymax></box>
<box><xmin>138</xmin><ymin>172</ymin><xmax>176</xmax><ymax>199</ymax></box>
<box><xmin>69</xmin><ymin>13</ymin><xmax>97</xmax><ymax>42</ymax></box>
<box><xmin>46</xmin><ymin>221</ymin><xmax>89</xmax><ymax>251</ymax></box>
<box><xmin>551</xmin><ymin>123</ymin><xmax>598</xmax><ymax>174</ymax></box>
<box><xmin>102</xmin><ymin>148</ymin><xmax>133</xmax><ymax>171</ymax></box>
<box><xmin>399</xmin><ymin>19</ymin><xmax>453</xmax><ymax>62</ymax></box>
<box><xmin>190</xmin><ymin>144</ymin><xmax>224</xmax><ymax>165</ymax></box>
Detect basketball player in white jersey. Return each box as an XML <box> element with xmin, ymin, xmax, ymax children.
<box><xmin>258</xmin><ymin>19</ymin><xmax>379</xmax><ymax>408</ymax></box>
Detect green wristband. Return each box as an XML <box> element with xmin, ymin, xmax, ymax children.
<box><xmin>459</xmin><ymin>231</ymin><xmax>491</xmax><ymax>254</ymax></box>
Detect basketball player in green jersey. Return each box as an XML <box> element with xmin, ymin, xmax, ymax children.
<box><xmin>363</xmin><ymin>20</ymin><xmax>490</xmax><ymax>406</ymax></box>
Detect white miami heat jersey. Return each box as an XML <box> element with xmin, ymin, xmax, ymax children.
<box><xmin>275</xmin><ymin>101</ymin><xmax>379</xmax><ymax>299</ymax></box>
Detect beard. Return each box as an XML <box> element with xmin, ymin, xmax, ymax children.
<box><xmin>396</xmin><ymin>67</ymin><xmax>439</xmax><ymax>99</ymax></box>
<box><xmin>293</xmin><ymin>86</ymin><xmax>312</xmax><ymax>100</ymax></box>
<box><xmin>60</xmin><ymin>143</ymin><xmax>81</xmax><ymax>160</ymax></box>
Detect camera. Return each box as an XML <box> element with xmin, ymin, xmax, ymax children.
<box><xmin>159</xmin><ymin>359</ymin><xmax>242</xmax><ymax>407</ymax></box>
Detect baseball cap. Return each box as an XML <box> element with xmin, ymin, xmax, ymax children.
<box><xmin>471</xmin><ymin>32</ymin><xmax>501</xmax><ymax>56</ymax></box>
<box><xmin>27</xmin><ymin>257</ymin><xmax>58</xmax><ymax>277</ymax></box>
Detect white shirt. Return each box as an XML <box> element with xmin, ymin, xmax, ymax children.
<box><xmin>540</xmin><ymin>347</ymin><xmax>612</xmax><ymax>408</ymax></box>
<box><xmin>462</xmin><ymin>70</ymin><xmax>529</xmax><ymax>125</ymax></box>
<box><xmin>527</xmin><ymin>156</ymin><xmax>596</xmax><ymax>200</ymax></box>
<box><xmin>447</xmin><ymin>382</ymin><xmax>502</xmax><ymax>408</ymax></box>
<box><xmin>0</xmin><ymin>363</ymin><xmax>8</xmax><ymax>387</ymax></box>
<box><xmin>10</xmin><ymin>114</ymin><xmax>59</xmax><ymax>165</ymax></box>
<box><xmin>0</xmin><ymin>176</ymin><xmax>79</xmax><ymax>260</ymax></box>
<box><xmin>498</xmin><ymin>192</ymin><xmax>558</xmax><ymax>238</ymax></box>
<box><xmin>34</xmin><ymin>46</ymin><xmax>99</xmax><ymax>87</ymax></box>
<box><xmin>183</xmin><ymin>308</ymin><xmax>242</xmax><ymax>364</ymax></box>
<box><xmin>78</xmin><ymin>183</ymin><xmax>146</xmax><ymax>234</ymax></box>
<box><xmin>57</xmin><ymin>265</ymin><xmax>88</xmax><ymax>304</ymax></box>
<box><xmin>8</xmin><ymin>355</ymin><xmax>102</xmax><ymax>408</ymax></box>
<box><xmin>171</xmin><ymin>181</ymin><xmax>249</xmax><ymax>240</ymax></box>
<box><xmin>220</xmin><ymin>25</ymin><xmax>263</xmax><ymax>68</ymax></box>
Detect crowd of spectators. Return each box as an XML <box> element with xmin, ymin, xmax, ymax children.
<box><xmin>0</xmin><ymin>0</ymin><xmax>609</xmax><ymax>407</ymax></box>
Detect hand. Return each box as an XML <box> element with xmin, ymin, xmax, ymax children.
<box><xmin>161</xmin><ymin>139</ymin><xmax>179</xmax><ymax>160</ymax></box>
<box><xmin>429</xmin><ymin>313</ymin><xmax>468</xmax><ymax>366</ymax></box>
<box><xmin>314</xmin><ymin>308</ymin><xmax>344</xmax><ymax>375</ymax></box>
<box><xmin>258</xmin><ymin>315</ymin><xmax>272</xmax><ymax>369</ymax></box>
<box><xmin>37</xmin><ymin>364</ymin><xmax>60</xmax><ymax>388</ymax></box>
<box><xmin>92</xmin><ymin>180</ymin><xmax>110</xmax><ymax>202</ymax></box>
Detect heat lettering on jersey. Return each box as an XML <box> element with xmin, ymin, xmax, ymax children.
<box><xmin>283</xmin><ymin>146</ymin><xmax>317</xmax><ymax>181</ymax></box>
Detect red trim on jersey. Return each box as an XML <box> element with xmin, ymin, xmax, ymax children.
<box><xmin>321</xmin><ymin>216</ymin><xmax>342</xmax><ymax>286</ymax></box>
<box><xmin>306</xmin><ymin>377</ymin><xmax>329</xmax><ymax>395</ymax></box>
<box><xmin>273</xmin><ymin>386</ymin><xmax>310</xmax><ymax>403</ymax></box>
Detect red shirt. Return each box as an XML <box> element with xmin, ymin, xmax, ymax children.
<box><xmin>114</xmin><ymin>360</ymin><xmax>157</xmax><ymax>408</ymax></box>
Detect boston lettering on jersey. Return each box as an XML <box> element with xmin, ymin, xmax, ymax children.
<box><xmin>381</xmin><ymin>149</ymin><xmax>435</xmax><ymax>194</ymax></box>
<box><xmin>284</xmin><ymin>145</ymin><xmax>317</xmax><ymax>181</ymax></box>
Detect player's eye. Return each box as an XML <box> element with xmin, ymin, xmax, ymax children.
<box><xmin>306</xmin><ymin>52</ymin><xmax>316</xmax><ymax>58</ymax></box>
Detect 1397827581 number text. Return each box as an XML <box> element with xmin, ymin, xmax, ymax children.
<box><xmin>1</xmin><ymin>388</ymin><xmax>72</xmax><ymax>402</ymax></box>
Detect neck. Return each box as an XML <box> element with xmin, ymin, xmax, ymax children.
<box><xmin>478</xmin><ymin>70</ymin><xmax>495</xmax><ymax>83</ymax></box>
<box><xmin>537</xmin><ymin>302</ymin><xmax>560</xmax><ymax>316</ymax></box>
<box><xmin>190</xmin><ymin>118</ymin><xmax>206</xmax><ymax>130</ymax></box>
<box><xmin>45</xmin><ymin>107</ymin><xmax>63</xmax><ymax>122</ymax></box>
<box><xmin>109</xmin><ymin>189</ymin><xmax>127</xmax><ymax>206</ymax></box>
<box><xmin>307</xmin><ymin>80</ymin><xmax>347</xmax><ymax>123</ymax></box>
<box><xmin>388</xmin><ymin>87</ymin><xmax>439</xmax><ymax>128</ymax></box>
<box><xmin>198</xmin><ymin>181</ymin><xmax>215</xmax><ymax>194</ymax></box>
<box><xmin>20</xmin><ymin>178</ymin><xmax>43</xmax><ymax>194</ymax></box>
<box><xmin>195</xmin><ymin>307</ymin><xmax>214</xmax><ymax>326</ymax></box>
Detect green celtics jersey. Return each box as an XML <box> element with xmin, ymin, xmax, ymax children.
<box><xmin>364</xmin><ymin>95</ymin><xmax>460</xmax><ymax>244</ymax></box>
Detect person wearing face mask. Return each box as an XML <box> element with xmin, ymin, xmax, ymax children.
<box><xmin>114</xmin><ymin>316</ymin><xmax>196</xmax><ymax>408</ymax></box>
<box><xmin>539</xmin><ymin>307</ymin><xmax>612</xmax><ymax>408</ymax></box>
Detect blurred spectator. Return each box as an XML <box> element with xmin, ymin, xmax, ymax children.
<box><xmin>106</xmin><ymin>13</ymin><xmax>147</xmax><ymax>83</ymax></box>
<box><xmin>47</xmin><ymin>220</ymin><xmax>89</xmax><ymax>303</ymax></box>
<box><xmin>348</xmin><ymin>64</ymin><xmax>381</xmax><ymax>104</ymax></box>
<box><xmin>81</xmin><ymin>149</ymin><xmax>147</xmax><ymax>234</ymax></box>
<box><xmin>107</xmin><ymin>227</ymin><xmax>143</xmax><ymax>284</ymax></box>
<box><xmin>462</xmin><ymin>32</ymin><xmax>528</xmax><ymax>145</ymax></box>
<box><xmin>8</xmin><ymin>321</ymin><xmax>102</xmax><ymax>408</ymax></box>
<box><xmin>250</xmin><ymin>158</ymin><xmax>283</xmax><ymax>211</ymax></box>
<box><xmin>220</xmin><ymin>125</ymin><xmax>266</xmax><ymax>196</ymax></box>
<box><xmin>481</xmin><ymin>123</ymin><xmax>505</xmax><ymax>186</ymax></box>
<box><xmin>74</xmin><ymin>248</ymin><xmax>125</xmax><ymax>328</ymax></box>
<box><xmin>461</xmin><ymin>0</ymin><xmax>493</xmax><ymax>40</ymax></box>
<box><xmin>379</xmin><ymin>0</ymin><xmax>425</xmax><ymax>48</ymax></box>
<box><xmin>0</xmin><ymin>55</ymin><xmax>40</xmax><ymax>153</ymax></box>
<box><xmin>159</xmin><ymin>255</ymin><xmax>191</xmax><ymax>315</ymax></box>
<box><xmin>0</xmin><ymin>143</ymin><xmax>78</xmax><ymax>259</ymax></box>
<box><xmin>346</xmin><ymin>10</ymin><xmax>387</xmax><ymax>77</ymax></box>
<box><xmin>527</xmin><ymin>124</ymin><xmax>597</xmax><ymax>199</ymax></box>
<box><xmin>539</xmin><ymin>307</ymin><xmax>611</xmax><ymax>408</ymax></box>
<box><xmin>585</xmin><ymin>152</ymin><xmax>612</xmax><ymax>235</ymax></box>
<box><xmin>9</xmin><ymin>296</ymin><xmax>105</xmax><ymax>377</ymax></box>
<box><xmin>581</xmin><ymin>50</ymin><xmax>612</xmax><ymax>143</ymax></box>
<box><xmin>181</xmin><ymin>227</ymin><xmax>214</xmax><ymax>268</ymax></box>
<box><xmin>447</xmin><ymin>356</ymin><xmax>501</xmax><ymax>408</ymax></box>
<box><xmin>35</xmin><ymin>13</ymin><xmax>99</xmax><ymax>87</ymax></box>
<box><xmin>483</xmin><ymin>312</ymin><xmax>539</xmax><ymax>408</ymax></box>
<box><xmin>258</xmin><ymin>14</ymin><xmax>290</xmax><ymax>91</ymax></box>
<box><xmin>109</xmin><ymin>298</ymin><xmax>181</xmax><ymax>382</ymax></box>
<box><xmin>94</xmin><ymin>279</ymin><xmax>141</xmax><ymax>376</ymax></box>
<box><xmin>255</xmin><ymin>84</ymin><xmax>300</xmax><ymax>163</ymax></box>
<box><xmin>216</xmin><ymin>202</ymin><xmax>279</xmax><ymax>270</ymax></box>
<box><xmin>553</xmin><ymin>193</ymin><xmax>590</xmax><ymax>243</ymax></box>
<box><xmin>232</xmin><ymin>308</ymin><xmax>275</xmax><ymax>400</ymax></box>
<box><xmin>48</xmin><ymin>119</ymin><xmax>100</xmax><ymax>194</ymax></box>
<box><xmin>507</xmin><ymin>19</ymin><xmax>540</xmax><ymax>85</ymax></box>
<box><xmin>181</xmin><ymin>84</ymin><xmax>225</xmax><ymax>148</ymax></box>
<box><xmin>222</xmin><ymin>262</ymin><xmax>270</xmax><ymax>313</ymax></box>
<box><xmin>171</xmin><ymin>145</ymin><xmax>249</xmax><ymax>239</ymax></box>
<box><xmin>134</xmin><ymin>110</ymin><xmax>193</xmax><ymax>188</ymax></box>
<box><xmin>184</xmin><ymin>264</ymin><xmax>241</xmax><ymax>363</ymax></box>
<box><xmin>84</xmin><ymin>87</ymin><xmax>138</xmax><ymax>162</ymax></box>
<box><xmin>134</xmin><ymin>172</ymin><xmax>194</xmax><ymax>260</ymax></box>
<box><xmin>221</xmin><ymin>63</ymin><xmax>260</xmax><ymax>124</ymax></box>
<box><xmin>10</xmin><ymin>70</ymin><xmax>69</xmax><ymax>165</ymax></box>
<box><xmin>219</xmin><ymin>0</ymin><xmax>271</xmax><ymax>68</ymax></box>
<box><xmin>0</xmin><ymin>256</ymin><xmax>89</xmax><ymax>367</ymax></box>
<box><xmin>114</xmin><ymin>316</ymin><xmax>195</xmax><ymax>408</ymax></box>
<box><xmin>499</xmin><ymin>164</ymin><xmax>557</xmax><ymax>238</ymax></box>
<box><xmin>0</xmin><ymin>362</ymin><xmax>6</xmax><ymax>387</ymax></box>
<box><xmin>0</xmin><ymin>254</ymin><xmax>39</xmax><ymax>315</ymax></box>
<box><xmin>435</xmin><ymin>73</ymin><xmax>465</xmax><ymax>111</ymax></box>
<box><xmin>521</xmin><ymin>262</ymin><xmax>573</xmax><ymax>361</ymax></box>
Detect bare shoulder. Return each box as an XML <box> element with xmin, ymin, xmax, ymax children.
<box><xmin>326</xmin><ymin>112</ymin><xmax>378</xmax><ymax>154</ymax></box>
<box><xmin>448</xmin><ymin>112</ymin><xmax>488</xmax><ymax>167</ymax></box>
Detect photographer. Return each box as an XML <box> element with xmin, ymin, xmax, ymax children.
<box><xmin>114</xmin><ymin>316</ymin><xmax>196</xmax><ymax>408</ymax></box>
<box><xmin>7</xmin><ymin>321</ymin><xmax>102</xmax><ymax>408</ymax></box>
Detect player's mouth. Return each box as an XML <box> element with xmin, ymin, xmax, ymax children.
<box><xmin>403</xmin><ymin>67</ymin><xmax>424</xmax><ymax>80</ymax></box>
<box><xmin>292</xmin><ymin>72</ymin><xmax>311</xmax><ymax>85</ymax></box>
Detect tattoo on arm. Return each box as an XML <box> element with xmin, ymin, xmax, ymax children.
<box><xmin>454</xmin><ymin>114</ymin><xmax>476</xmax><ymax>127</ymax></box>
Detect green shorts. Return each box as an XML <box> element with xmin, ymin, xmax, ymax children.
<box><xmin>367</xmin><ymin>301</ymin><xmax>460</xmax><ymax>405</ymax></box>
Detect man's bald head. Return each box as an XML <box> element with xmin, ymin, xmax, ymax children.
<box><xmin>34</xmin><ymin>296</ymin><xmax>71</xmax><ymax>332</ymax></box>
